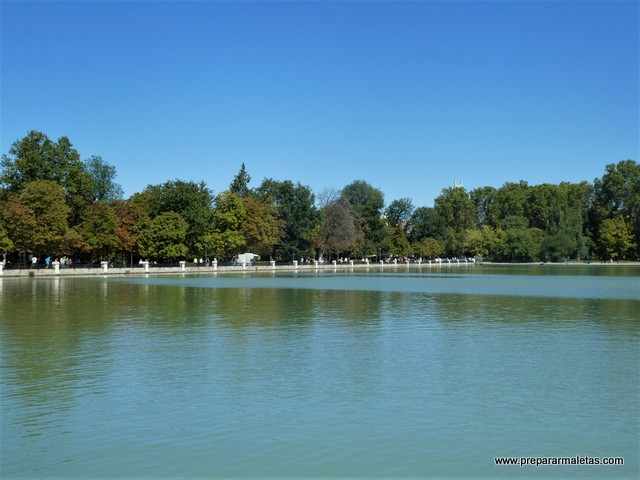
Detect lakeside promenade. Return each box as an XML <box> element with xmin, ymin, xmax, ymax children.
<box><xmin>1</xmin><ymin>259</ymin><xmax>633</xmax><ymax>278</ymax></box>
<box><xmin>1</xmin><ymin>259</ymin><xmax>478</xmax><ymax>278</ymax></box>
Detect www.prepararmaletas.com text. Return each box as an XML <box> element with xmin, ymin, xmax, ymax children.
<box><xmin>495</xmin><ymin>456</ymin><xmax>624</xmax><ymax>467</ymax></box>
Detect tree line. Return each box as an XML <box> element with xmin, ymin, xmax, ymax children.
<box><xmin>1</xmin><ymin>131</ymin><xmax>638</xmax><ymax>265</ymax></box>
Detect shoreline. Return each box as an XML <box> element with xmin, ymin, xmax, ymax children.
<box><xmin>1</xmin><ymin>260</ymin><xmax>638</xmax><ymax>279</ymax></box>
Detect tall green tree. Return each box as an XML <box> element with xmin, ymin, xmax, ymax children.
<box><xmin>407</xmin><ymin>207</ymin><xmax>447</xmax><ymax>244</ymax></box>
<box><xmin>140</xmin><ymin>179</ymin><xmax>214</xmax><ymax>255</ymax></box>
<box><xmin>434</xmin><ymin>187</ymin><xmax>476</xmax><ymax>233</ymax></box>
<box><xmin>592</xmin><ymin>160</ymin><xmax>640</xmax><ymax>258</ymax></box>
<box><xmin>1</xmin><ymin>131</ymin><xmax>94</xmax><ymax>226</ymax></box>
<box><xmin>0</xmin><ymin>223</ymin><xmax>14</xmax><ymax>258</ymax></box>
<box><xmin>256</xmin><ymin>179</ymin><xmax>321</xmax><ymax>261</ymax></box>
<box><xmin>3</xmin><ymin>197</ymin><xmax>37</xmax><ymax>255</ymax></box>
<box><xmin>598</xmin><ymin>215</ymin><xmax>636</xmax><ymax>261</ymax></box>
<box><xmin>340</xmin><ymin>180</ymin><xmax>385</xmax><ymax>256</ymax></box>
<box><xmin>206</xmin><ymin>191</ymin><xmax>247</xmax><ymax>260</ymax></box>
<box><xmin>490</xmin><ymin>181</ymin><xmax>529</xmax><ymax>227</ymax></box>
<box><xmin>525</xmin><ymin>184</ymin><xmax>578</xmax><ymax>260</ymax></box>
<box><xmin>381</xmin><ymin>225</ymin><xmax>412</xmax><ymax>257</ymax></box>
<box><xmin>593</xmin><ymin>160</ymin><xmax>640</xmax><ymax>221</ymax></box>
<box><xmin>3</xmin><ymin>180</ymin><xmax>73</xmax><ymax>255</ymax></box>
<box><xmin>229</xmin><ymin>163</ymin><xmax>252</xmax><ymax>198</ymax></box>
<box><xmin>493</xmin><ymin>217</ymin><xmax>543</xmax><ymax>262</ymax></box>
<box><xmin>559</xmin><ymin>181</ymin><xmax>592</xmax><ymax>260</ymax></box>
<box><xmin>111</xmin><ymin>199</ymin><xmax>151</xmax><ymax>263</ymax></box>
<box><xmin>541</xmin><ymin>232</ymin><xmax>576</xmax><ymax>262</ymax></box>
<box><xmin>412</xmin><ymin>237</ymin><xmax>444</xmax><ymax>260</ymax></box>
<box><xmin>77</xmin><ymin>201</ymin><xmax>119</xmax><ymax>261</ymax></box>
<box><xmin>385</xmin><ymin>198</ymin><xmax>414</xmax><ymax>230</ymax></box>
<box><xmin>464</xmin><ymin>225</ymin><xmax>501</xmax><ymax>259</ymax></box>
<box><xmin>470</xmin><ymin>186</ymin><xmax>497</xmax><ymax>227</ymax></box>
<box><xmin>434</xmin><ymin>186</ymin><xmax>476</xmax><ymax>256</ymax></box>
<box><xmin>111</xmin><ymin>200</ymin><xmax>151</xmax><ymax>254</ymax></box>
<box><xmin>383</xmin><ymin>198</ymin><xmax>414</xmax><ymax>257</ymax></box>
<box><xmin>316</xmin><ymin>199</ymin><xmax>361</xmax><ymax>260</ymax></box>
<box><xmin>241</xmin><ymin>196</ymin><xmax>280</xmax><ymax>256</ymax></box>
<box><xmin>526</xmin><ymin>183</ymin><xmax>560</xmax><ymax>231</ymax></box>
<box><xmin>85</xmin><ymin>155</ymin><xmax>124</xmax><ymax>202</ymax></box>
<box><xmin>138</xmin><ymin>212</ymin><xmax>189</xmax><ymax>262</ymax></box>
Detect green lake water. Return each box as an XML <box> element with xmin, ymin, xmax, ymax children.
<box><xmin>1</xmin><ymin>266</ymin><xmax>639</xmax><ymax>478</ymax></box>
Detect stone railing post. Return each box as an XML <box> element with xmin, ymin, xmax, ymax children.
<box><xmin>53</xmin><ymin>261</ymin><xmax>60</xmax><ymax>273</ymax></box>
<box><xmin>179</xmin><ymin>261</ymin><xmax>186</xmax><ymax>271</ymax></box>
<box><xmin>101</xmin><ymin>261</ymin><xmax>108</xmax><ymax>272</ymax></box>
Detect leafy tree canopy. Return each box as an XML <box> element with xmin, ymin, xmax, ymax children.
<box><xmin>598</xmin><ymin>215</ymin><xmax>636</xmax><ymax>261</ymax></box>
<box><xmin>434</xmin><ymin>186</ymin><xmax>475</xmax><ymax>231</ymax></box>
<box><xmin>385</xmin><ymin>198</ymin><xmax>414</xmax><ymax>230</ymax></box>
<box><xmin>241</xmin><ymin>196</ymin><xmax>280</xmax><ymax>256</ymax></box>
<box><xmin>77</xmin><ymin>201</ymin><xmax>119</xmax><ymax>261</ymax></box>
<box><xmin>3</xmin><ymin>180</ymin><xmax>73</xmax><ymax>255</ymax></box>
<box><xmin>340</xmin><ymin>180</ymin><xmax>385</xmax><ymax>255</ymax></box>
<box><xmin>229</xmin><ymin>163</ymin><xmax>252</xmax><ymax>198</ymax></box>
<box><xmin>413</xmin><ymin>237</ymin><xmax>444</xmax><ymax>260</ymax></box>
<box><xmin>0</xmin><ymin>224</ymin><xmax>15</xmax><ymax>254</ymax></box>
<box><xmin>111</xmin><ymin>199</ymin><xmax>151</xmax><ymax>254</ymax></box>
<box><xmin>205</xmin><ymin>191</ymin><xmax>247</xmax><ymax>260</ymax></box>
<box><xmin>0</xmin><ymin>132</ymin><xmax>637</xmax><ymax>264</ymax></box>
<box><xmin>1</xmin><ymin>130</ymin><xmax>94</xmax><ymax>226</ymax></box>
<box><xmin>490</xmin><ymin>181</ymin><xmax>529</xmax><ymax>227</ymax></box>
<box><xmin>316</xmin><ymin>199</ymin><xmax>361</xmax><ymax>259</ymax></box>
<box><xmin>407</xmin><ymin>207</ymin><xmax>447</xmax><ymax>244</ymax></box>
<box><xmin>593</xmin><ymin>160</ymin><xmax>640</xmax><ymax>258</ymax></box>
<box><xmin>140</xmin><ymin>179</ymin><xmax>214</xmax><ymax>255</ymax></box>
<box><xmin>138</xmin><ymin>211</ymin><xmax>189</xmax><ymax>262</ymax></box>
<box><xmin>85</xmin><ymin>155</ymin><xmax>124</xmax><ymax>202</ymax></box>
<box><xmin>256</xmin><ymin>179</ymin><xmax>321</xmax><ymax>260</ymax></box>
<box><xmin>470</xmin><ymin>186</ymin><xmax>497</xmax><ymax>227</ymax></box>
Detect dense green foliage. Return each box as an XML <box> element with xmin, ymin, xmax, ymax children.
<box><xmin>3</xmin><ymin>180</ymin><xmax>75</xmax><ymax>255</ymax></box>
<box><xmin>138</xmin><ymin>212</ymin><xmax>189</xmax><ymax>262</ymax></box>
<box><xmin>340</xmin><ymin>180</ymin><xmax>386</xmax><ymax>257</ymax></box>
<box><xmin>85</xmin><ymin>155</ymin><xmax>124</xmax><ymax>202</ymax></box>
<box><xmin>255</xmin><ymin>179</ymin><xmax>321</xmax><ymax>261</ymax></box>
<box><xmin>1</xmin><ymin>131</ymin><xmax>94</xmax><ymax>226</ymax></box>
<box><xmin>136</xmin><ymin>179</ymin><xmax>214</xmax><ymax>255</ymax></box>
<box><xmin>206</xmin><ymin>191</ymin><xmax>248</xmax><ymax>259</ymax></box>
<box><xmin>229</xmin><ymin>163</ymin><xmax>252</xmax><ymax>198</ymax></box>
<box><xmin>0</xmin><ymin>131</ymin><xmax>637</xmax><ymax>264</ymax></box>
<box><xmin>316</xmin><ymin>198</ymin><xmax>361</xmax><ymax>260</ymax></box>
<box><xmin>77</xmin><ymin>201</ymin><xmax>119</xmax><ymax>261</ymax></box>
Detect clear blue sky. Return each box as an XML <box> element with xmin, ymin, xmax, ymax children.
<box><xmin>2</xmin><ymin>0</ymin><xmax>638</xmax><ymax>208</ymax></box>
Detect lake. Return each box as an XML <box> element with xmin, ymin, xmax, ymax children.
<box><xmin>1</xmin><ymin>265</ymin><xmax>638</xmax><ymax>478</ymax></box>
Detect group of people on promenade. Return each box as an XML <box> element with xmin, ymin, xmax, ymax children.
<box><xmin>193</xmin><ymin>257</ymin><xmax>211</xmax><ymax>266</ymax></box>
<box><xmin>30</xmin><ymin>255</ymin><xmax>73</xmax><ymax>269</ymax></box>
